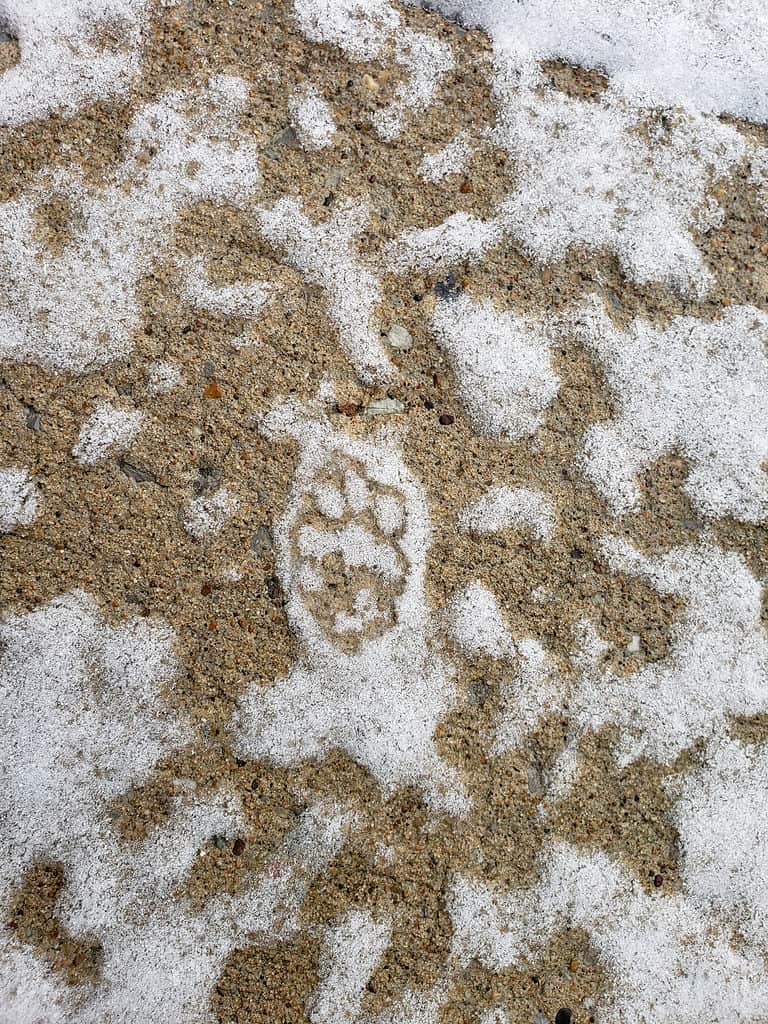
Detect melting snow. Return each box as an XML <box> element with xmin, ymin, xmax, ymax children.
<box><xmin>0</xmin><ymin>467</ymin><xmax>37</xmax><ymax>532</ymax></box>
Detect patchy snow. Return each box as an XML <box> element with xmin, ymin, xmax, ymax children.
<box><xmin>450</xmin><ymin>842</ymin><xmax>768</xmax><ymax>1023</ymax></box>
<box><xmin>0</xmin><ymin>78</ymin><xmax>260</xmax><ymax>372</ymax></box>
<box><xmin>180</xmin><ymin>255</ymin><xmax>272</xmax><ymax>318</ymax></box>
<box><xmin>431</xmin><ymin>294</ymin><xmax>560</xmax><ymax>441</ymax></box>
<box><xmin>0</xmin><ymin>0</ymin><xmax>149</xmax><ymax>128</ymax></box>
<box><xmin>371</xmin><ymin>27</ymin><xmax>454</xmax><ymax>141</ymax></box>
<box><xmin>0</xmin><ymin>467</ymin><xmax>37</xmax><ymax>532</ymax></box>
<box><xmin>418</xmin><ymin>131</ymin><xmax>473</xmax><ymax>183</ymax></box>
<box><xmin>385</xmin><ymin>212</ymin><xmax>501</xmax><ymax>273</ymax></box>
<box><xmin>233</xmin><ymin>401</ymin><xmax>468</xmax><ymax>815</ymax></box>
<box><xmin>73</xmin><ymin>402</ymin><xmax>144</xmax><ymax>465</ymax></box>
<box><xmin>256</xmin><ymin>198</ymin><xmax>392</xmax><ymax>384</ymax></box>
<box><xmin>310</xmin><ymin>910</ymin><xmax>392</xmax><ymax>1024</ymax></box>
<box><xmin>447</xmin><ymin>581</ymin><xmax>514</xmax><ymax>660</ymax></box>
<box><xmin>289</xmin><ymin>83</ymin><xmax>336</xmax><ymax>150</ymax></box>
<box><xmin>674</xmin><ymin>737</ymin><xmax>768</xmax><ymax>948</ymax></box>
<box><xmin>147</xmin><ymin>360</ymin><xmax>183</xmax><ymax>397</ymax></box>
<box><xmin>575</xmin><ymin>300</ymin><xmax>768</xmax><ymax>522</ymax></box>
<box><xmin>459</xmin><ymin>485</ymin><xmax>556</xmax><ymax>542</ymax></box>
<box><xmin>416</xmin><ymin>0</ymin><xmax>768</xmax><ymax>122</ymax></box>
<box><xmin>293</xmin><ymin>0</ymin><xmax>399</xmax><ymax>60</ymax></box>
<box><xmin>184</xmin><ymin>487</ymin><xmax>239</xmax><ymax>539</ymax></box>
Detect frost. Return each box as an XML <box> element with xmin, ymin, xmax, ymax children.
<box><xmin>575</xmin><ymin>300</ymin><xmax>768</xmax><ymax>522</ymax></box>
<box><xmin>447</xmin><ymin>581</ymin><xmax>514</xmax><ymax>660</ymax></box>
<box><xmin>417</xmin><ymin>0</ymin><xmax>768</xmax><ymax>122</ymax></box>
<box><xmin>0</xmin><ymin>0</ymin><xmax>149</xmax><ymax>128</ymax></box>
<box><xmin>293</xmin><ymin>0</ymin><xmax>399</xmax><ymax>60</ymax></box>
<box><xmin>430</xmin><ymin>294</ymin><xmax>559</xmax><ymax>441</ymax></box>
<box><xmin>0</xmin><ymin>79</ymin><xmax>260</xmax><ymax>372</ymax></box>
<box><xmin>180</xmin><ymin>255</ymin><xmax>272</xmax><ymax>318</ymax></box>
<box><xmin>459</xmin><ymin>486</ymin><xmax>556</xmax><ymax>542</ymax></box>
<box><xmin>184</xmin><ymin>487</ymin><xmax>239</xmax><ymax>539</ymax></box>
<box><xmin>450</xmin><ymin>842</ymin><xmax>768</xmax><ymax>1023</ymax></box>
<box><xmin>418</xmin><ymin>132</ymin><xmax>473</xmax><ymax>183</ymax></box>
<box><xmin>73</xmin><ymin>402</ymin><xmax>144</xmax><ymax>464</ymax></box>
<box><xmin>371</xmin><ymin>28</ymin><xmax>454</xmax><ymax>141</ymax></box>
<box><xmin>310</xmin><ymin>910</ymin><xmax>392</xmax><ymax>1024</ymax></box>
<box><xmin>385</xmin><ymin>212</ymin><xmax>501</xmax><ymax>273</ymax></box>
<box><xmin>289</xmin><ymin>83</ymin><xmax>336</xmax><ymax>150</ymax></box>
<box><xmin>0</xmin><ymin>467</ymin><xmax>37</xmax><ymax>532</ymax></box>
<box><xmin>233</xmin><ymin>401</ymin><xmax>468</xmax><ymax>815</ymax></box>
<box><xmin>674</xmin><ymin>737</ymin><xmax>768</xmax><ymax>947</ymax></box>
<box><xmin>256</xmin><ymin>199</ymin><xmax>393</xmax><ymax>384</ymax></box>
<box><xmin>147</xmin><ymin>361</ymin><xmax>183</xmax><ymax>396</ymax></box>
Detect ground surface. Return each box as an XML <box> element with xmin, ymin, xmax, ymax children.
<box><xmin>1</xmin><ymin>2</ymin><xmax>768</xmax><ymax>1023</ymax></box>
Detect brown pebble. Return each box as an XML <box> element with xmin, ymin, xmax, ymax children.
<box><xmin>654</xmin><ymin>874</ymin><xmax>663</xmax><ymax>888</ymax></box>
<box><xmin>541</xmin><ymin>267</ymin><xmax>553</xmax><ymax>284</ymax></box>
<box><xmin>459</xmin><ymin>179</ymin><xmax>472</xmax><ymax>193</ymax></box>
<box><xmin>232</xmin><ymin>838</ymin><xmax>246</xmax><ymax>856</ymax></box>
<box><xmin>203</xmin><ymin>381</ymin><xmax>222</xmax><ymax>399</ymax></box>
<box><xmin>438</xmin><ymin>413</ymin><xmax>454</xmax><ymax>425</ymax></box>
<box><xmin>336</xmin><ymin>402</ymin><xmax>360</xmax><ymax>417</ymax></box>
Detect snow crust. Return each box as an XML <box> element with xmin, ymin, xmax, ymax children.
<box><xmin>184</xmin><ymin>487</ymin><xmax>239</xmax><ymax>539</ymax></box>
<box><xmin>0</xmin><ymin>467</ymin><xmax>37</xmax><ymax>532</ymax></box>
<box><xmin>459</xmin><ymin>485</ymin><xmax>556</xmax><ymax>541</ymax></box>
<box><xmin>289</xmin><ymin>83</ymin><xmax>337</xmax><ymax>150</ymax></box>
<box><xmin>73</xmin><ymin>402</ymin><xmax>144</xmax><ymax>464</ymax></box>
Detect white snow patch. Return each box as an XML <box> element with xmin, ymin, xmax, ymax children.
<box><xmin>371</xmin><ymin>28</ymin><xmax>454</xmax><ymax>141</ymax></box>
<box><xmin>233</xmin><ymin>401</ymin><xmax>468</xmax><ymax>815</ymax></box>
<box><xmin>73</xmin><ymin>402</ymin><xmax>144</xmax><ymax>464</ymax></box>
<box><xmin>417</xmin><ymin>0</ymin><xmax>768</xmax><ymax>122</ymax></box>
<box><xmin>0</xmin><ymin>0</ymin><xmax>149</xmax><ymax>128</ymax></box>
<box><xmin>184</xmin><ymin>487</ymin><xmax>239</xmax><ymax>539</ymax></box>
<box><xmin>147</xmin><ymin>360</ymin><xmax>183</xmax><ymax>396</ymax></box>
<box><xmin>430</xmin><ymin>294</ymin><xmax>560</xmax><ymax>441</ymax></box>
<box><xmin>575</xmin><ymin>300</ymin><xmax>768</xmax><ymax>522</ymax></box>
<box><xmin>0</xmin><ymin>467</ymin><xmax>38</xmax><ymax>532</ymax></box>
<box><xmin>459</xmin><ymin>486</ymin><xmax>556</xmax><ymax>542</ymax></box>
<box><xmin>418</xmin><ymin>132</ymin><xmax>473</xmax><ymax>183</ymax></box>
<box><xmin>447</xmin><ymin>581</ymin><xmax>514</xmax><ymax>660</ymax></box>
<box><xmin>180</xmin><ymin>255</ymin><xmax>272</xmax><ymax>318</ymax></box>
<box><xmin>293</xmin><ymin>0</ymin><xmax>400</xmax><ymax>60</ymax></box>
<box><xmin>449</xmin><ymin>842</ymin><xmax>768</xmax><ymax>1022</ymax></box>
<box><xmin>289</xmin><ymin>83</ymin><xmax>336</xmax><ymax>150</ymax></box>
<box><xmin>385</xmin><ymin>212</ymin><xmax>501</xmax><ymax>273</ymax></box>
<box><xmin>256</xmin><ymin>199</ymin><xmax>392</xmax><ymax>384</ymax></box>
<box><xmin>674</xmin><ymin>737</ymin><xmax>768</xmax><ymax>947</ymax></box>
<box><xmin>310</xmin><ymin>910</ymin><xmax>392</xmax><ymax>1024</ymax></box>
<box><xmin>0</xmin><ymin>79</ymin><xmax>259</xmax><ymax>372</ymax></box>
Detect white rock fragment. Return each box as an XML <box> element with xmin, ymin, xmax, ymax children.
<box><xmin>430</xmin><ymin>294</ymin><xmax>560</xmax><ymax>441</ymax></box>
<box><xmin>0</xmin><ymin>467</ymin><xmax>38</xmax><ymax>532</ymax></box>
<box><xmin>576</xmin><ymin>300</ymin><xmax>768</xmax><ymax>522</ymax></box>
<box><xmin>289</xmin><ymin>83</ymin><xmax>336</xmax><ymax>150</ymax></box>
<box><xmin>418</xmin><ymin>132</ymin><xmax>473</xmax><ymax>183</ymax></box>
<box><xmin>73</xmin><ymin>402</ymin><xmax>144</xmax><ymax>465</ymax></box>
<box><xmin>459</xmin><ymin>486</ymin><xmax>556</xmax><ymax>542</ymax></box>
<box><xmin>256</xmin><ymin>198</ymin><xmax>393</xmax><ymax>384</ymax></box>
<box><xmin>386</xmin><ymin>324</ymin><xmax>413</xmax><ymax>351</ymax></box>
<box><xmin>449</xmin><ymin>842</ymin><xmax>768</xmax><ymax>1022</ymax></box>
<box><xmin>364</xmin><ymin>397</ymin><xmax>406</xmax><ymax>416</ymax></box>
<box><xmin>184</xmin><ymin>487</ymin><xmax>239</xmax><ymax>539</ymax></box>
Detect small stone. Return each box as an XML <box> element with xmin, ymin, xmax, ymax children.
<box><xmin>468</xmin><ymin>680</ymin><xmax>491</xmax><ymax>707</ymax></box>
<box><xmin>438</xmin><ymin>413</ymin><xmax>454</xmax><ymax>425</ymax></box>
<box><xmin>203</xmin><ymin>381</ymin><xmax>222</xmax><ymax>399</ymax></box>
<box><xmin>119</xmin><ymin>460</ymin><xmax>157</xmax><ymax>484</ymax></box>
<box><xmin>541</xmin><ymin>267</ymin><xmax>552</xmax><ymax>284</ymax></box>
<box><xmin>232</xmin><ymin>837</ymin><xmax>246</xmax><ymax>856</ymax></box>
<box><xmin>434</xmin><ymin>272</ymin><xmax>461</xmax><ymax>300</ymax></box>
<box><xmin>250</xmin><ymin>525</ymin><xmax>274</xmax><ymax>557</ymax></box>
<box><xmin>555</xmin><ymin>1010</ymin><xmax>572</xmax><ymax>1024</ymax></box>
<box><xmin>364</xmin><ymin>397</ymin><xmax>405</xmax><ymax>416</ymax></box>
<box><xmin>361</xmin><ymin>73</ymin><xmax>379</xmax><ymax>93</ymax></box>
<box><xmin>654</xmin><ymin>873</ymin><xmax>663</xmax><ymax>888</ymax></box>
<box><xmin>387</xmin><ymin>324</ymin><xmax>413</xmax><ymax>351</ymax></box>
<box><xmin>459</xmin><ymin>179</ymin><xmax>472</xmax><ymax>193</ymax></box>
<box><xmin>25</xmin><ymin>408</ymin><xmax>41</xmax><ymax>431</ymax></box>
<box><xmin>569</xmin><ymin>958</ymin><xmax>579</xmax><ymax>973</ymax></box>
<box><xmin>336</xmin><ymin>402</ymin><xmax>360</xmax><ymax>417</ymax></box>
<box><xmin>212</xmin><ymin>834</ymin><xmax>228</xmax><ymax>850</ymax></box>
<box><xmin>626</xmin><ymin>634</ymin><xmax>642</xmax><ymax>654</ymax></box>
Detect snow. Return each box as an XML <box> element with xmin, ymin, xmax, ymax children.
<box><xmin>184</xmin><ymin>487</ymin><xmax>239</xmax><ymax>540</ymax></box>
<box><xmin>447</xmin><ymin>581</ymin><xmax>514</xmax><ymax>660</ymax></box>
<box><xmin>574</xmin><ymin>299</ymin><xmax>768</xmax><ymax>523</ymax></box>
<box><xmin>73</xmin><ymin>402</ymin><xmax>144</xmax><ymax>465</ymax></box>
<box><xmin>289</xmin><ymin>83</ymin><xmax>336</xmax><ymax>150</ymax></box>
<box><xmin>674</xmin><ymin>736</ymin><xmax>768</xmax><ymax>947</ymax></box>
<box><xmin>0</xmin><ymin>78</ymin><xmax>260</xmax><ymax>373</ymax></box>
<box><xmin>233</xmin><ymin>400</ymin><xmax>468</xmax><ymax>815</ymax></box>
<box><xmin>310</xmin><ymin>910</ymin><xmax>392</xmax><ymax>1024</ymax></box>
<box><xmin>418</xmin><ymin>132</ymin><xmax>473</xmax><ymax>183</ymax></box>
<box><xmin>385</xmin><ymin>213</ymin><xmax>501</xmax><ymax>273</ymax></box>
<box><xmin>256</xmin><ymin>199</ymin><xmax>393</xmax><ymax>384</ymax></box>
<box><xmin>430</xmin><ymin>294</ymin><xmax>560</xmax><ymax>441</ymax></box>
<box><xmin>0</xmin><ymin>467</ymin><xmax>37</xmax><ymax>532</ymax></box>
<box><xmin>180</xmin><ymin>255</ymin><xmax>272</xmax><ymax>318</ymax></box>
<box><xmin>459</xmin><ymin>486</ymin><xmax>556</xmax><ymax>542</ymax></box>
<box><xmin>371</xmin><ymin>28</ymin><xmax>454</xmax><ymax>141</ymax></box>
<box><xmin>147</xmin><ymin>361</ymin><xmax>183</xmax><ymax>397</ymax></box>
<box><xmin>415</xmin><ymin>0</ymin><xmax>768</xmax><ymax>123</ymax></box>
<box><xmin>0</xmin><ymin>0</ymin><xmax>148</xmax><ymax>128</ymax></box>
<box><xmin>293</xmin><ymin>0</ymin><xmax>399</xmax><ymax>60</ymax></box>
<box><xmin>450</xmin><ymin>842</ymin><xmax>768</xmax><ymax>1023</ymax></box>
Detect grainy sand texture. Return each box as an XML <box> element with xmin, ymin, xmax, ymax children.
<box><xmin>1</xmin><ymin>2</ymin><xmax>768</xmax><ymax>1023</ymax></box>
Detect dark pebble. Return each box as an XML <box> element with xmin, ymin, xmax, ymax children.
<box><xmin>439</xmin><ymin>413</ymin><xmax>454</xmax><ymax>425</ymax></box>
<box><xmin>555</xmin><ymin>1009</ymin><xmax>572</xmax><ymax>1024</ymax></box>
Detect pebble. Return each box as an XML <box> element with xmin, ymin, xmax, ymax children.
<box><xmin>387</xmin><ymin>324</ymin><xmax>413</xmax><ymax>350</ymax></box>
<box><xmin>555</xmin><ymin>1010</ymin><xmax>572</xmax><ymax>1024</ymax></box>
<box><xmin>250</xmin><ymin>525</ymin><xmax>274</xmax><ymax>558</ymax></box>
<box><xmin>364</xmin><ymin>397</ymin><xmax>405</xmax><ymax>416</ymax></box>
<box><xmin>439</xmin><ymin>413</ymin><xmax>454</xmax><ymax>425</ymax></box>
<box><xmin>626</xmin><ymin>634</ymin><xmax>641</xmax><ymax>654</ymax></box>
<box><xmin>361</xmin><ymin>73</ymin><xmax>379</xmax><ymax>93</ymax></box>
